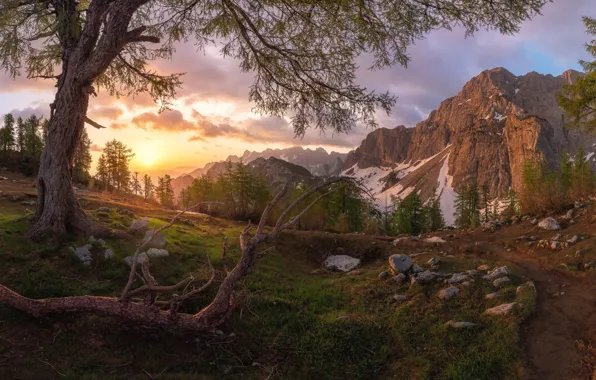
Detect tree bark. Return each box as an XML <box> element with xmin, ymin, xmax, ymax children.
<box><xmin>29</xmin><ymin>78</ymin><xmax>109</xmax><ymax>239</ymax></box>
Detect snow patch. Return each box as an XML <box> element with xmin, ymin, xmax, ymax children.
<box><xmin>587</xmin><ymin>152</ymin><xmax>595</xmax><ymax>161</ymax></box>
<box><xmin>494</xmin><ymin>112</ymin><xmax>507</xmax><ymax>122</ymax></box>
<box><xmin>323</xmin><ymin>255</ymin><xmax>360</xmax><ymax>272</ymax></box>
<box><xmin>425</xmin><ymin>236</ymin><xmax>446</xmax><ymax>243</ymax></box>
<box><xmin>436</xmin><ymin>153</ymin><xmax>457</xmax><ymax>226</ymax></box>
<box><xmin>466</xmin><ymin>99</ymin><xmax>471</xmax><ymax>102</ymax></box>
<box><xmin>515</xmin><ymin>88</ymin><xmax>520</xmax><ymax>94</ymax></box>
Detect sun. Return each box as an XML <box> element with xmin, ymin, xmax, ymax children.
<box><xmin>135</xmin><ymin>141</ymin><xmax>160</xmax><ymax>167</ymax></box>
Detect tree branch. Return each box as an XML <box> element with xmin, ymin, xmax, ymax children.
<box><xmin>84</xmin><ymin>116</ymin><xmax>106</xmax><ymax>129</ymax></box>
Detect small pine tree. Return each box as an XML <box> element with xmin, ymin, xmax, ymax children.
<box><xmin>393</xmin><ymin>190</ymin><xmax>424</xmax><ymax>235</ymax></box>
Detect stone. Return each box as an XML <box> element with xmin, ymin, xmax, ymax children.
<box><xmin>448</xmin><ymin>273</ymin><xmax>469</xmax><ymax>284</ymax></box>
<box><xmin>104</xmin><ymin>249</ymin><xmax>114</xmax><ymax>260</ymax></box>
<box><xmin>437</xmin><ymin>286</ymin><xmax>459</xmax><ymax>300</ymax></box>
<box><xmin>392</xmin><ymin>237</ymin><xmax>408</xmax><ymax>246</ymax></box>
<box><xmin>394</xmin><ymin>273</ymin><xmax>407</xmax><ymax>285</ymax></box>
<box><xmin>142</xmin><ymin>229</ymin><xmax>167</xmax><ymax>249</ymax></box>
<box><xmin>323</xmin><ymin>255</ymin><xmax>360</xmax><ymax>272</ymax></box>
<box><xmin>461</xmin><ymin>281</ymin><xmax>471</xmax><ymax>287</ymax></box>
<box><xmin>477</xmin><ymin>264</ymin><xmax>490</xmax><ymax>271</ymax></box>
<box><xmin>118</xmin><ymin>208</ymin><xmax>135</xmax><ymax>217</ymax></box>
<box><xmin>427</xmin><ymin>257</ymin><xmax>440</xmax><ymax>266</ymax></box>
<box><xmin>411</xmin><ymin>271</ymin><xmax>436</xmax><ymax>285</ymax></box>
<box><xmin>550</xmin><ymin>241</ymin><xmax>560</xmax><ymax>250</ymax></box>
<box><xmin>492</xmin><ymin>277</ymin><xmax>511</xmax><ymax>288</ymax></box>
<box><xmin>146</xmin><ymin>248</ymin><xmax>169</xmax><ymax>258</ymax></box>
<box><xmin>485</xmin><ymin>292</ymin><xmax>500</xmax><ymax>300</ymax></box>
<box><xmin>425</xmin><ymin>236</ymin><xmax>446</xmax><ymax>243</ymax></box>
<box><xmin>552</xmin><ymin>234</ymin><xmax>561</xmax><ymax>241</ymax></box>
<box><xmin>130</xmin><ymin>217</ymin><xmax>149</xmax><ymax>233</ymax></box>
<box><xmin>124</xmin><ymin>252</ymin><xmax>147</xmax><ymax>267</ymax></box>
<box><xmin>567</xmin><ymin>235</ymin><xmax>578</xmax><ymax>245</ymax></box>
<box><xmin>531</xmin><ymin>218</ymin><xmax>538</xmax><ymax>225</ymax></box>
<box><xmin>538</xmin><ymin>217</ymin><xmax>560</xmax><ymax>231</ymax></box>
<box><xmin>388</xmin><ymin>254</ymin><xmax>413</xmax><ymax>274</ymax></box>
<box><xmin>74</xmin><ymin>244</ymin><xmax>93</xmax><ymax>266</ymax></box>
<box><xmin>482</xmin><ymin>266</ymin><xmax>509</xmax><ymax>281</ymax></box>
<box><xmin>445</xmin><ymin>320</ymin><xmax>477</xmax><ymax>329</ymax></box>
<box><xmin>516</xmin><ymin>281</ymin><xmax>537</xmax><ymax>296</ymax></box>
<box><xmin>378</xmin><ymin>271</ymin><xmax>389</xmax><ymax>281</ymax></box>
<box><xmin>484</xmin><ymin>302</ymin><xmax>517</xmax><ymax>316</ymax></box>
<box><xmin>411</xmin><ymin>264</ymin><xmax>423</xmax><ymax>273</ymax></box>
<box><xmin>565</xmin><ymin>209</ymin><xmax>574</xmax><ymax>220</ymax></box>
<box><xmin>393</xmin><ymin>295</ymin><xmax>409</xmax><ymax>302</ymax></box>
<box><xmin>465</xmin><ymin>269</ymin><xmax>479</xmax><ymax>276</ymax></box>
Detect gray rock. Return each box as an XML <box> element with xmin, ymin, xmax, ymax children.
<box><xmin>567</xmin><ymin>235</ymin><xmax>578</xmax><ymax>245</ymax></box>
<box><xmin>531</xmin><ymin>218</ymin><xmax>538</xmax><ymax>225</ymax></box>
<box><xmin>104</xmin><ymin>249</ymin><xmax>114</xmax><ymax>260</ymax></box>
<box><xmin>74</xmin><ymin>244</ymin><xmax>93</xmax><ymax>266</ymax></box>
<box><xmin>484</xmin><ymin>302</ymin><xmax>517</xmax><ymax>316</ymax></box>
<box><xmin>378</xmin><ymin>271</ymin><xmax>389</xmax><ymax>281</ymax></box>
<box><xmin>445</xmin><ymin>320</ymin><xmax>476</xmax><ymax>329</ymax></box>
<box><xmin>394</xmin><ymin>273</ymin><xmax>407</xmax><ymax>285</ymax></box>
<box><xmin>485</xmin><ymin>292</ymin><xmax>500</xmax><ymax>300</ymax></box>
<box><xmin>565</xmin><ymin>209</ymin><xmax>574</xmax><ymax>220</ymax></box>
<box><xmin>492</xmin><ymin>277</ymin><xmax>511</xmax><ymax>288</ymax></box>
<box><xmin>124</xmin><ymin>252</ymin><xmax>147</xmax><ymax>267</ymax></box>
<box><xmin>427</xmin><ymin>257</ymin><xmax>440</xmax><ymax>266</ymax></box>
<box><xmin>448</xmin><ymin>273</ymin><xmax>469</xmax><ymax>284</ymax></box>
<box><xmin>388</xmin><ymin>254</ymin><xmax>413</xmax><ymax>274</ymax></box>
<box><xmin>411</xmin><ymin>271</ymin><xmax>436</xmax><ymax>285</ymax></box>
<box><xmin>146</xmin><ymin>248</ymin><xmax>169</xmax><ymax>258</ymax></box>
<box><xmin>411</xmin><ymin>264</ymin><xmax>423</xmax><ymax>273</ymax></box>
<box><xmin>130</xmin><ymin>217</ymin><xmax>149</xmax><ymax>233</ymax></box>
<box><xmin>142</xmin><ymin>229</ymin><xmax>167</xmax><ymax>249</ymax></box>
<box><xmin>538</xmin><ymin>217</ymin><xmax>560</xmax><ymax>231</ymax></box>
<box><xmin>482</xmin><ymin>266</ymin><xmax>509</xmax><ymax>281</ymax></box>
<box><xmin>437</xmin><ymin>286</ymin><xmax>459</xmax><ymax>300</ymax></box>
<box><xmin>465</xmin><ymin>269</ymin><xmax>479</xmax><ymax>276</ymax></box>
<box><xmin>393</xmin><ymin>294</ymin><xmax>409</xmax><ymax>302</ymax></box>
<box><xmin>461</xmin><ymin>281</ymin><xmax>471</xmax><ymax>287</ymax></box>
<box><xmin>323</xmin><ymin>255</ymin><xmax>360</xmax><ymax>272</ymax></box>
<box><xmin>552</xmin><ymin>234</ymin><xmax>561</xmax><ymax>241</ymax></box>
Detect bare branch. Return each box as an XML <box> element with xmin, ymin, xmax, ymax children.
<box><xmin>85</xmin><ymin>116</ymin><xmax>106</xmax><ymax>129</ymax></box>
<box><xmin>256</xmin><ymin>183</ymin><xmax>289</xmax><ymax>235</ymax></box>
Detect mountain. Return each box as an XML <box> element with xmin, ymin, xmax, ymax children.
<box><xmin>343</xmin><ymin>67</ymin><xmax>594</xmax><ymax>224</ymax></box>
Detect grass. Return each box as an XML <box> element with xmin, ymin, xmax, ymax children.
<box><xmin>0</xmin><ymin>198</ymin><xmax>537</xmax><ymax>380</ymax></box>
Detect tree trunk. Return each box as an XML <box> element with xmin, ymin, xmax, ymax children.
<box><xmin>29</xmin><ymin>80</ymin><xmax>108</xmax><ymax>239</ymax></box>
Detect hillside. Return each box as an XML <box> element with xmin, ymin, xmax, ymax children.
<box><xmin>343</xmin><ymin>68</ymin><xmax>593</xmax><ymax>223</ymax></box>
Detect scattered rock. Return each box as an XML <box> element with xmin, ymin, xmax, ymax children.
<box><xmin>516</xmin><ymin>281</ymin><xmax>537</xmax><ymax>296</ymax></box>
<box><xmin>427</xmin><ymin>257</ymin><xmax>440</xmax><ymax>266</ymax></box>
<box><xmin>347</xmin><ymin>270</ymin><xmax>362</xmax><ymax>276</ymax></box>
<box><xmin>484</xmin><ymin>302</ymin><xmax>517</xmax><ymax>316</ymax></box>
<box><xmin>323</xmin><ymin>255</ymin><xmax>360</xmax><ymax>272</ymax></box>
<box><xmin>378</xmin><ymin>271</ymin><xmax>389</xmax><ymax>281</ymax></box>
<box><xmin>482</xmin><ymin>266</ymin><xmax>509</xmax><ymax>281</ymax></box>
<box><xmin>485</xmin><ymin>292</ymin><xmax>500</xmax><ymax>300</ymax></box>
<box><xmin>142</xmin><ymin>229</ymin><xmax>167</xmax><ymax>249</ymax></box>
<box><xmin>393</xmin><ymin>294</ymin><xmax>409</xmax><ymax>302</ymax></box>
<box><xmin>531</xmin><ymin>218</ymin><xmax>538</xmax><ymax>225</ymax></box>
<box><xmin>567</xmin><ymin>235</ymin><xmax>578</xmax><ymax>245</ymax></box>
<box><xmin>552</xmin><ymin>234</ymin><xmax>561</xmax><ymax>241</ymax></box>
<box><xmin>74</xmin><ymin>244</ymin><xmax>93</xmax><ymax>266</ymax></box>
<box><xmin>104</xmin><ymin>249</ymin><xmax>114</xmax><ymax>260</ymax></box>
<box><xmin>0</xmin><ymin>176</ymin><xmax>7</xmax><ymax>180</ymax></box>
<box><xmin>411</xmin><ymin>264</ymin><xmax>423</xmax><ymax>273</ymax></box>
<box><xmin>394</xmin><ymin>273</ymin><xmax>407</xmax><ymax>285</ymax></box>
<box><xmin>448</xmin><ymin>273</ymin><xmax>469</xmax><ymax>284</ymax></box>
<box><xmin>538</xmin><ymin>217</ymin><xmax>560</xmax><ymax>231</ymax></box>
<box><xmin>124</xmin><ymin>252</ymin><xmax>147</xmax><ymax>267</ymax></box>
<box><xmin>437</xmin><ymin>286</ymin><xmax>459</xmax><ymax>300</ymax></box>
<box><xmin>492</xmin><ymin>277</ymin><xmax>511</xmax><ymax>288</ymax></box>
<box><xmin>388</xmin><ymin>254</ymin><xmax>413</xmax><ymax>274</ymax></box>
<box><xmin>477</xmin><ymin>264</ymin><xmax>490</xmax><ymax>271</ymax></box>
<box><xmin>445</xmin><ymin>320</ymin><xmax>476</xmax><ymax>329</ymax></box>
<box><xmin>97</xmin><ymin>207</ymin><xmax>110</xmax><ymax>213</ymax></box>
<box><xmin>118</xmin><ymin>208</ymin><xmax>135</xmax><ymax>217</ymax></box>
<box><xmin>411</xmin><ymin>271</ymin><xmax>436</xmax><ymax>285</ymax></box>
<box><xmin>550</xmin><ymin>241</ymin><xmax>560</xmax><ymax>250</ymax></box>
<box><xmin>465</xmin><ymin>269</ymin><xmax>479</xmax><ymax>276</ymax></box>
<box><xmin>392</xmin><ymin>237</ymin><xmax>408</xmax><ymax>246</ymax></box>
<box><xmin>425</xmin><ymin>236</ymin><xmax>446</xmax><ymax>243</ymax></box>
<box><xmin>146</xmin><ymin>248</ymin><xmax>169</xmax><ymax>258</ymax></box>
<box><xmin>130</xmin><ymin>217</ymin><xmax>149</xmax><ymax>233</ymax></box>
<box><xmin>565</xmin><ymin>209</ymin><xmax>574</xmax><ymax>220</ymax></box>
<box><xmin>553</xmin><ymin>291</ymin><xmax>565</xmax><ymax>297</ymax></box>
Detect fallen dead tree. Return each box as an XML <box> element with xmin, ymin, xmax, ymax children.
<box><xmin>0</xmin><ymin>177</ymin><xmax>349</xmax><ymax>331</ymax></box>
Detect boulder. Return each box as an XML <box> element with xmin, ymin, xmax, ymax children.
<box><xmin>394</xmin><ymin>273</ymin><xmax>407</xmax><ymax>285</ymax></box>
<box><xmin>142</xmin><ymin>229</ymin><xmax>167</xmax><ymax>249</ymax></box>
<box><xmin>465</xmin><ymin>269</ymin><xmax>479</xmax><ymax>276</ymax></box>
<box><xmin>447</xmin><ymin>273</ymin><xmax>469</xmax><ymax>284</ymax></box>
<box><xmin>323</xmin><ymin>255</ymin><xmax>360</xmax><ymax>272</ymax></box>
<box><xmin>445</xmin><ymin>320</ymin><xmax>476</xmax><ymax>329</ymax></box>
<box><xmin>437</xmin><ymin>286</ymin><xmax>459</xmax><ymax>300</ymax></box>
<box><xmin>378</xmin><ymin>271</ymin><xmax>389</xmax><ymax>281</ymax></box>
<box><xmin>484</xmin><ymin>302</ymin><xmax>517</xmax><ymax>316</ymax></box>
<box><xmin>411</xmin><ymin>271</ymin><xmax>436</xmax><ymax>285</ymax></box>
<box><xmin>388</xmin><ymin>254</ymin><xmax>413</xmax><ymax>274</ymax></box>
<box><xmin>482</xmin><ymin>266</ymin><xmax>509</xmax><ymax>281</ymax></box>
<box><xmin>73</xmin><ymin>244</ymin><xmax>93</xmax><ymax>266</ymax></box>
<box><xmin>104</xmin><ymin>249</ymin><xmax>114</xmax><ymax>260</ymax></box>
<box><xmin>492</xmin><ymin>277</ymin><xmax>511</xmax><ymax>288</ymax></box>
<box><xmin>552</xmin><ymin>234</ymin><xmax>561</xmax><ymax>241</ymax></box>
<box><xmin>146</xmin><ymin>248</ymin><xmax>169</xmax><ymax>258</ymax></box>
<box><xmin>516</xmin><ymin>281</ymin><xmax>537</xmax><ymax>296</ymax></box>
<box><xmin>130</xmin><ymin>217</ymin><xmax>149</xmax><ymax>233</ymax></box>
<box><xmin>485</xmin><ymin>292</ymin><xmax>500</xmax><ymax>300</ymax></box>
<box><xmin>538</xmin><ymin>217</ymin><xmax>560</xmax><ymax>231</ymax></box>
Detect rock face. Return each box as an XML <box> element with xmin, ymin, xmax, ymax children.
<box><xmin>343</xmin><ymin>68</ymin><xmax>595</xmax><ymax>224</ymax></box>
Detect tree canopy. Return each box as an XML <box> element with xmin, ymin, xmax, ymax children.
<box><xmin>1</xmin><ymin>0</ymin><xmax>549</xmax><ymax>135</ymax></box>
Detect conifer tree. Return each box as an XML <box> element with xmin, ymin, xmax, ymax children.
<box><xmin>423</xmin><ymin>189</ymin><xmax>445</xmax><ymax>232</ymax></box>
<box><xmin>130</xmin><ymin>172</ymin><xmax>142</xmax><ymax>197</ymax></box>
<box><xmin>394</xmin><ymin>190</ymin><xmax>424</xmax><ymax>235</ymax></box>
<box><xmin>481</xmin><ymin>184</ymin><xmax>490</xmax><ymax>223</ymax></box>
<box><xmin>72</xmin><ymin>128</ymin><xmax>92</xmax><ymax>184</ymax></box>
<box><xmin>143</xmin><ymin>175</ymin><xmax>154</xmax><ymax>201</ymax></box>
<box><xmin>0</xmin><ymin>113</ymin><xmax>15</xmax><ymax>151</ymax></box>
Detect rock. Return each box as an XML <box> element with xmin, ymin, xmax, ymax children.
<box><xmin>74</xmin><ymin>244</ymin><xmax>93</xmax><ymax>266</ymax></box>
<box><xmin>565</xmin><ymin>209</ymin><xmax>574</xmax><ymax>220</ymax></box>
<box><xmin>482</xmin><ymin>266</ymin><xmax>509</xmax><ymax>281</ymax></box>
<box><xmin>531</xmin><ymin>218</ymin><xmax>538</xmax><ymax>225</ymax></box>
<box><xmin>394</xmin><ymin>273</ymin><xmax>407</xmax><ymax>285</ymax></box>
<box><xmin>448</xmin><ymin>273</ymin><xmax>469</xmax><ymax>284</ymax></box>
<box><xmin>411</xmin><ymin>264</ymin><xmax>423</xmax><ymax>273</ymax></box>
<box><xmin>323</xmin><ymin>255</ymin><xmax>360</xmax><ymax>272</ymax></box>
<box><xmin>437</xmin><ymin>286</ymin><xmax>459</xmax><ymax>300</ymax></box>
<box><xmin>130</xmin><ymin>217</ymin><xmax>149</xmax><ymax>233</ymax></box>
<box><xmin>124</xmin><ymin>253</ymin><xmax>147</xmax><ymax>267</ymax></box>
<box><xmin>427</xmin><ymin>257</ymin><xmax>440</xmax><ymax>266</ymax></box>
<box><xmin>461</xmin><ymin>281</ymin><xmax>471</xmax><ymax>287</ymax></box>
<box><xmin>378</xmin><ymin>271</ymin><xmax>389</xmax><ymax>281</ymax></box>
<box><xmin>550</xmin><ymin>241</ymin><xmax>560</xmax><ymax>250</ymax></box>
<box><xmin>104</xmin><ymin>249</ymin><xmax>114</xmax><ymax>260</ymax></box>
<box><xmin>118</xmin><ymin>208</ymin><xmax>135</xmax><ymax>217</ymax></box>
<box><xmin>516</xmin><ymin>281</ymin><xmax>537</xmax><ymax>296</ymax></box>
<box><xmin>411</xmin><ymin>271</ymin><xmax>436</xmax><ymax>285</ymax></box>
<box><xmin>445</xmin><ymin>320</ymin><xmax>477</xmax><ymax>329</ymax></box>
<box><xmin>567</xmin><ymin>235</ymin><xmax>578</xmax><ymax>245</ymax></box>
<box><xmin>392</xmin><ymin>237</ymin><xmax>408</xmax><ymax>245</ymax></box>
<box><xmin>477</xmin><ymin>264</ymin><xmax>490</xmax><ymax>271</ymax></box>
<box><xmin>393</xmin><ymin>295</ymin><xmax>409</xmax><ymax>302</ymax></box>
<box><xmin>485</xmin><ymin>292</ymin><xmax>500</xmax><ymax>300</ymax></box>
<box><xmin>538</xmin><ymin>217</ymin><xmax>560</xmax><ymax>231</ymax></box>
<box><xmin>492</xmin><ymin>277</ymin><xmax>511</xmax><ymax>288</ymax></box>
<box><xmin>425</xmin><ymin>236</ymin><xmax>446</xmax><ymax>243</ymax></box>
<box><xmin>97</xmin><ymin>207</ymin><xmax>110</xmax><ymax>213</ymax></box>
<box><xmin>0</xmin><ymin>176</ymin><xmax>7</xmax><ymax>180</ymax></box>
<box><xmin>146</xmin><ymin>248</ymin><xmax>169</xmax><ymax>258</ymax></box>
<box><xmin>552</xmin><ymin>234</ymin><xmax>561</xmax><ymax>241</ymax></box>
<box><xmin>142</xmin><ymin>229</ymin><xmax>167</xmax><ymax>249</ymax></box>
<box><xmin>484</xmin><ymin>302</ymin><xmax>517</xmax><ymax>316</ymax></box>
<box><xmin>388</xmin><ymin>254</ymin><xmax>413</xmax><ymax>274</ymax></box>
<box><xmin>465</xmin><ymin>269</ymin><xmax>479</xmax><ymax>276</ymax></box>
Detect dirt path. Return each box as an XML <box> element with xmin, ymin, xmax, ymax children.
<box><xmin>494</xmin><ymin>247</ymin><xmax>596</xmax><ymax>380</ymax></box>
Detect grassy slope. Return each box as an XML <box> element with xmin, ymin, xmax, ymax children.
<box><xmin>0</xmin><ymin>195</ymin><xmax>536</xmax><ymax>380</ymax></box>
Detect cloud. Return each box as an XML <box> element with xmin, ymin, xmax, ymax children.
<box><xmin>4</xmin><ymin>104</ymin><xmax>50</xmax><ymax>121</ymax></box>
<box><xmin>90</xmin><ymin>144</ymin><xmax>103</xmax><ymax>152</ymax></box>
<box><xmin>88</xmin><ymin>106</ymin><xmax>124</xmax><ymax>120</ymax></box>
<box><xmin>131</xmin><ymin>110</ymin><xmax>195</xmax><ymax>132</ymax></box>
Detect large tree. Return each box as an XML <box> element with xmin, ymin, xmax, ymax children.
<box><xmin>0</xmin><ymin>0</ymin><xmax>549</xmax><ymax>238</ymax></box>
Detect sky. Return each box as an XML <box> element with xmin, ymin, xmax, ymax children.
<box><xmin>0</xmin><ymin>0</ymin><xmax>594</xmax><ymax>178</ymax></box>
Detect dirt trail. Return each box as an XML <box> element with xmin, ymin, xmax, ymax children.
<box><xmin>493</xmin><ymin>246</ymin><xmax>596</xmax><ymax>380</ymax></box>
